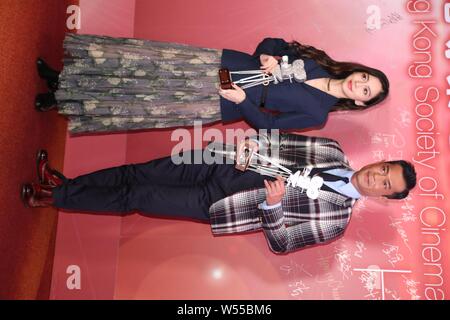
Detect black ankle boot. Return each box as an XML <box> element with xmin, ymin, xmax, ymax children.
<box><xmin>36</xmin><ymin>58</ymin><xmax>60</xmax><ymax>92</ymax></box>
<box><xmin>35</xmin><ymin>92</ymin><xmax>57</xmax><ymax>112</ymax></box>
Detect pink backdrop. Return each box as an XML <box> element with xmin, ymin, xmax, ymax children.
<box><xmin>51</xmin><ymin>0</ymin><xmax>450</xmax><ymax>299</ymax></box>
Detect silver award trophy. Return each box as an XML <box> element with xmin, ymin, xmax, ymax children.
<box><xmin>215</xmin><ymin>56</ymin><xmax>322</xmax><ymax>199</ymax></box>
<box><xmin>207</xmin><ymin>136</ymin><xmax>324</xmax><ymax>200</ymax></box>
<box><xmin>218</xmin><ymin>55</ymin><xmax>307</xmax><ymax>90</ymax></box>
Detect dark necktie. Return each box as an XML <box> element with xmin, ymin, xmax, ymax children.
<box><xmin>309</xmin><ymin>168</ymin><xmax>349</xmax><ymax>184</ymax></box>
<box><xmin>318</xmin><ymin>172</ymin><xmax>349</xmax><ymax>184</ymax></box>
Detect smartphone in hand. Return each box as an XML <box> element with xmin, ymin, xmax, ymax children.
<box><xmin>218</xmin><ymin>68</ymin><xmax>232</xmax><ymax>89</ymax></box>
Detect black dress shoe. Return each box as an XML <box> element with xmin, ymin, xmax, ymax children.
<box><xmin>36</xmin><ymin>149</ymin><xmax>49</xmax><ymax>184</ymax></box>
<box><xmin>21</xmin><ymin>184</ymin><xmax>33</xmax><ymax>207</ymax></box>
<box><xmin>21</xmin><ymin>183</ymin><xmax>54</xmax><ymax>208</ymax></box>
<box><xmin>36</xmin><ymin>149</ymin><xmax>48</xmax><ymax>162</ymax></box>
<box><xmin>37</xmin><ymin>58</ymin><xmax>60</xmax><ymax>92</ymax></box>
<box><xmin>36</xmin><ymin>149</ymin><xmax>64</xmax><ymax>187</ymax></box>
<box><xmin>35</xmin><ymin>92</ymin><xmax>57</xmax><ymax>112</ymax></box>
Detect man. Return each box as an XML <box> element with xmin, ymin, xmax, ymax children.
<box><xmin>22</xmin><ymin>133</ymin><xmax>416</xmax><ymax>254</ymax></box>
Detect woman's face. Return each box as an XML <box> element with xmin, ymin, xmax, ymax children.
<box><xmin>342</xmin><ymin>72</ymin><xmax>383</xmax><ymax>106</ymax></box>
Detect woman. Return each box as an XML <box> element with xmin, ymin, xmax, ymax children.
<box><xmin>36</xmin><ymin>34</ymin><xmax>389</xmax><ymax>134</ymax></box>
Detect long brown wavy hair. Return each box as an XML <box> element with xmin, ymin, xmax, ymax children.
<box><xmin>289</xmin><ymin>41</ymin><xmax>390</xmax><ymax>111</ymax></box>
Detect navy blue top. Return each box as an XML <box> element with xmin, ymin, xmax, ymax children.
<box><xmin>220</xmin><ymin>38</ymin><xmax>339</xmax><ymax>129</ymax></box>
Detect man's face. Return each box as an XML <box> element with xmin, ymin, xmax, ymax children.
<box><xmin>352</xmin><ymin>162</ymin><xmax>406</xmax><ymax>198</ymax></box>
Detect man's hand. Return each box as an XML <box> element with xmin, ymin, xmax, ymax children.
<box><xmin>237</xmin><ymin>137</ymin><xmax>259</xmax><ymax>154</ymax></box>
<box><xmin>264</xmin><ymin>175</ymin><xmax>286</xmax><ymax>206</ymax></box>
<box><xmin>260</xmin><ymin>54</ymin><xmax>279</xmax><ymax>74</ymax></box>
<box><xmin>218</xmin><ymin>83</ymin><xmax>246</xmax><ymax>104</ymax></box>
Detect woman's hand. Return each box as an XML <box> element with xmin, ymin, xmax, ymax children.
<box><xmin>264</xmin><ymin>175</ymin><xmax>286</xmax><ymax>206</ymax></box>
<box><xmin>260</xmin><ymin>54</ymin><xmax>279</xmax><ymax>74</ymax></box>
<box><xmin>218</xmin><ymin>83</ymin><xmax>246</xmax><ymax>104</ymax></box>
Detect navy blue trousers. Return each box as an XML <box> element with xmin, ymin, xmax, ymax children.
<box><xmin>53</xmin><ymin>150</ymin><xmax>271</xmax><ymax>221</ymax></box>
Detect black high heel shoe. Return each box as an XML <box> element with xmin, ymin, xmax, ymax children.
<box><xmin>35</xmin><ymin>92</ymin><xmax>57</xmax><ymax>112</ymax></box>
<box><xmin>36</xmin><ymin>58</ymin><xmax>60</xmax><ymax>92</ymax></box>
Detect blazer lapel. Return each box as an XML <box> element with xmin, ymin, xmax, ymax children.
<box><xmin>303</xmin><ymin>59</ymin><xmax>339</xmax><ymax>108</ymax></box>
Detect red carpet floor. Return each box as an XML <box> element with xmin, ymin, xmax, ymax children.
<box><xmin>0</xmin><ymin>0</ymin><xmax>77</xmax><ymax>299</ymax></box>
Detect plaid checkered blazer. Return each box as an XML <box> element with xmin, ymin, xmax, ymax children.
<box><xmin>208</xmin><ymin>133</ymin><xmax>356</xmax><ymax>254</ymax></box>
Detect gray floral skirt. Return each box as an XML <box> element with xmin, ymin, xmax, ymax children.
<box><xmin>55</xmin><ymin>34</ymin><xmax>223</xmax><ymax>134</ymax></box>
